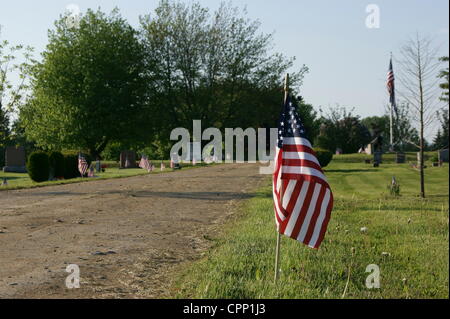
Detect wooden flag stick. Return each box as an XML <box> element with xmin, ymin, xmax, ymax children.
<box><xmin>274</xmin><ymin>73</ymin><xmax>289</xmax><ymax>283</ymax></box>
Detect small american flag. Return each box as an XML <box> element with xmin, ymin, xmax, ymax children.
<box><xmin>139</xmin><ymin>155</ymin><xmax>152</xmax><ymax>172</ymax></box>
<box><xmin>273</xmin><ymin>95</ymin><xmax>334</xmax><ymax>249</ymax></box>
<box><xmin>78</xmin><ymin>154</ymin><xmax>89</xmax><ymax>177</ymax></box>
<box><xmin>387</xmin><ymin>58</ymin><xmax>398</xmax><ymax>117</ymax></box>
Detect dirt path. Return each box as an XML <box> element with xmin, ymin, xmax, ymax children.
<box><xmin>0</xmin><ymin>163</ymin><xmax>264</xmax><ymax>298</ymax></box>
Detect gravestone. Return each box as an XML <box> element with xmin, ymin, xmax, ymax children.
<box><xmin>395</xmin><ymin>152</ymin><xmax>405</xmax><ymax>164</ymax></box>
<box><xmin>95</xmin><ymin>160</ymin><xmax>101</xmax><ymax>172</ymax></box>
<box><xmin>438</xmin><ymin>149</ymin><xmax>449</xmax><ymax>163</ymax></box>
<box><xmin>416</xmin><ymin>152</ymin><xmax>428</xmax><ymax>168</ymax></box>
<box><xmin>3</xmin><ymin>146</ymin><xmax>27</xmax><ymax>173</ymax></box>
<box><xmin>120</xmin><ymin>151</ymin><xmax>136</xmax><ymax>168</ymax></box>
<box><xmin>373</xmin><ymin>151</ymin><xmax>382</xmax><ymax>164</ymax></box>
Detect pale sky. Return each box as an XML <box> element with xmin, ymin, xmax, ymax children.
<box><xmin>1</xmin><ymin>0</ymin><xmax>449</xmax><ymax>139</ymax></box>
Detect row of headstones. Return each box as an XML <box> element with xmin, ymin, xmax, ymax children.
<box><xmin>366</xmin><ymin>149</ymin><xmax>449</xmax><ymax>166</ymax></box>
<box><xmin>3</xmin><ymin>147</ymin><xmax>449</xmax><ymax>172</ymax></box>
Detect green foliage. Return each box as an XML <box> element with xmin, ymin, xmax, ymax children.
<box><xmin>314</xmin><ymin>147</ymin><xmax>333</xmax><ymax>168</ymax></box>
<box><xmin>433</xmin><ymin>109</ymin><xmax>449</xmax><ymax>150</ymax></box>
<box><xmin>27</xmin><ymin>151</ymin><xmax>50</xmax><ymax>182</ymax></box>
<box><xmin>317</xmin><ymin>106</ymin><xmax>371</xmax><ymax>154</ymax></box>
<box><xmin>438</xmin><ymin>56</ymin><xmax>449</xmax><ymax>103</ymax></box>
<box><xmin>21</xmin><ymin>9</ymin><xmax>150</xmax><ymax>158</ymax></box>
<box><xmin>140</xmin><ymin>0</ymin><xmax>309</xmax><ymax>141</ymax></box>
<box><xmin>101</xmin><ymin>142</ymin><xmax>123</xmax><ymax>161</ymax></box>
<box><xmin>430</xmin><ymin>154</ymin><xmax>439</xmax><ymax>162</ymax></box>
<box><xmin>48</xmin><ymin>151</ymin><xmax>65</xmax><ymax>177</ymax></box>
<box><xmin>0</xmin><ymin>105</ymin><xmax>9</xmax><ymax>166</ymax></box>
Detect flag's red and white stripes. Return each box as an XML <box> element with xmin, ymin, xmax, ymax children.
<box><xmin>387</xmin><ymin>69</ymin><xmax>394</xmax><ymax>96</ymax></box>
<box><xmin>273</xmin><ymin>136</ymin><xmax>333</xmax><ymax>249</ymax></box>
<box><xmin>139</xmin><ymin>155</ymin><xmax>152</xmax><ymax>172</ymax></box>
<box><xmin>78</xmin><ymin>155</ymin><xmax>88</xmax><ymax>176</ymax></box>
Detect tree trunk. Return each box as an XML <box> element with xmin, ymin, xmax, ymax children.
<box><xmin>419</xmin><ymin>60</ymin><xmax>425</xmax><ymax>198</ymax></box>
<box><xmin>89</xmin><ymin>139</ymin><xmax>109</xmax><ymax>160</ymax></box>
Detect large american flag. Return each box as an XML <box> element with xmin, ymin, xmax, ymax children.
<box><xmin>78</xmin><ymin>154</ymin><xmax>89</xmax><ymax>176</ymax></box>
<box><xmin>273</xmin><ymin>95</ymin><xmax>333</xmax><ymax>249</ymax></box>
<box><xmin>387</xmin><ymin>58</ymin><xmax>398</xmax><ymax>116</ymax></box>
<box><xmin>139</xmin><ymin>154</ymin><xmax>152</xmax><ymax>172</ymax></box>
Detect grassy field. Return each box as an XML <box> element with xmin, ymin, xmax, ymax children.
<box><xmin>0</xmin><ymin>160</ymin><xmax>208</xmax><ymax>191</ymax></box>
<box><xmin>174</xmin><ymin>154</ymin><xmax>449</xmax><ymax>299</ymax></box>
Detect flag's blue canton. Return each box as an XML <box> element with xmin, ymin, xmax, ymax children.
<box><xmin>277</xmin><ymin>95</ymin><xmax>307</xmax><ymax>148</ymax></box>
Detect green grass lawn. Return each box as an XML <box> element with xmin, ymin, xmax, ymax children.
<box><xmin>174</xmin><ymin>155</ymin><xmax>449</xmax><ymax>299</ymax></box>
<box><xmin>0</xmin><ymin>160</ymin><xmax>209</xmax><ymax>191</ymax></box>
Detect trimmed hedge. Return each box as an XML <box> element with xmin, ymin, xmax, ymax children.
<box><xmin>27</xmin><ymin>151</ymin><xmax>50</xmax><ymax>182</ymax></box>
<box><xmin>314</xmin><ymin>148</ymin><xmax>333</xmax><ymax>168</ymax></box>
<box><xmin>63</xmin><ymin>152</ymin><xmax>81</xmax><ymax>179</ymax></box>
<box><xmin>49</xmin><ymin>151</ymin><xmax>65</xmax><ymax>178</ymax></box>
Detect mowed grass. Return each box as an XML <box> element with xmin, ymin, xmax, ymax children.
<box><xmin>0</xmin><ymin>160</ymin><xmax>210</xmax><ymax>191</ymax></box>
<box><xmin>174</xmin><ymin>155</ymin><xmax>449</xmax><ymax>299</ymax></box>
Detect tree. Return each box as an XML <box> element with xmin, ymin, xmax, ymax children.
<box><xmin>0</xmin><ymin>103</ymin><xmax>9</xmax><ymax>166</ymax></box>
<box><xmin>433</xmin><ymin>108</ymin><xmax>449</xmax><ymax>149</ymax></box>
<box><xmin>0</xmin><ymin>104</ymin><xmax>8</xmax><ymax>147</ymax></box>
<box><xmin>376</xmin><ymin>101</ymin><xmax>421</xmax><ymax>152</ymax></box>
<box><xmin>140</xmin><ymin>0</ymin><xmax>308</xmax><ymax>153</ymax></box>
<box><xmin>1</xmin><ymin>29</ymin><xmax>34</xmax><ymax>166</ymax></box>
<box><xmin>21</xmin><ymin>9</ymin><xmax>150</xmax><ymax>158</ymax></box>
<box><xmin>361</xmin><ymin>115</ymin><xmax>390</xmax><ymax>150</ymax></box>
<box><xmin>316</xmin><ymin>106</ymin><xmax>371</xmax><ymax>153</ymax></box>
<box><xmin>0</xmin><ymin>29</ymin><xmax>35</xmax><ymax>114</ymax></box>
<box><xmin>438</xmin><ymin>56</ymin><xmax>449</xmax><ymax>103</ymax></box>
<box><xmin>397</xmin><ymin>34</ymin><xmax>443</xmax><ymax>198</ymax></box>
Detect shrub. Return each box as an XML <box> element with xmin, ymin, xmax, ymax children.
<box><xmin>48</xmin><ymin>151</ymin><xmax>65</xmax><ymax>178</ymax></box>
<box><xmin>314</xmin><ymin>148</ymin><xmax>333</xmax><ymax>168</ymax></box>
<box><xmin>430</xmin><ymin>154</ymin><xmax>439</xmax><ymax>162</ymax></box>
<box><xmin>27</xmin><ymin>151</ymin><xmax>50</xmax><ymax>182</ymax></box>
<box><xmin>63</xmin><ymin>152</ymin><xmax>81</xmax><ymax>179</ymax></box>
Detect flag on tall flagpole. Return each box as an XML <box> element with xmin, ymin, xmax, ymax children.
<box><xmin>273</xmin><ymin>95</ymin><xmax>334</xmax><ymax>249</ymax></box>
<box><xmin>78</xmin><ymin>154</ymin><xmax>89</xmax><ymax>177</ymax></box>
<box><xmin>387</xmin><ymin>57</ymin><xmax>398</xmax><ymax>117</ymax></box>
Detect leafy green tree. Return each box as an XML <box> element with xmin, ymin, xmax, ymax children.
<box><xmin>316</xmin><ymin>106</ymin><xmax>371</xmax><ymax>154</ymax></box>
<box><xmin>0</xmin><ymin>104</ymin><xmax>9</xmax><ymax>166</ymax></box>
<box><xmin>1</xmin><ymin>29</ymin><xmax>35</xmax><ymax>165</ymax></box>
<box><xmin>21</xmin><ymin>9</ymin><xmax>150</xmax><ymax>158</ymax></box>
<box><xmin>433</xmin><ymin>109</ymin><xmax>449</xmax><ymax>149</ymax></box>
<box><xmin>438</xmin><ymin>56</ymin><xmax>449</xmax><ymax>103</ymax></box>
<box><xmin>1</xmin><ymin>29</ymin><xmax>35</xmax><ymax>114</ymax></box>
<box><xmin>0</xmin><ymin>104</ymin><xmax>8</xmax><ymax>147</ymax></box>
<box><xmin>140</xmin><ymin>0</ymin><xmax>308</xmax><ymax>151</ymax></box>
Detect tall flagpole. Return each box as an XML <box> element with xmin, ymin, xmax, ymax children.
<box><xmin>274</xmin><ymin>73</ymin><xmax>289</xmax><ymax>283</ymax></box>
<box><xmin>389</xmin><ymin>52</ymin><xmax>394</xmax><ymax>151</ymax></box>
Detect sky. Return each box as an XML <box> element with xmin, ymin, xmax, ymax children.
<box><xmin>0</xmin><ymin>0</ymin><xmax>449</xmax><ymax>138</ymax></box>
